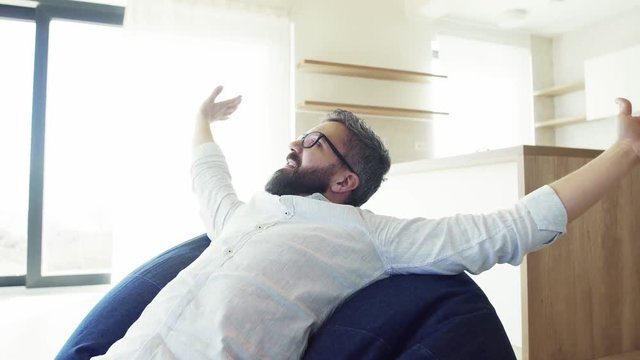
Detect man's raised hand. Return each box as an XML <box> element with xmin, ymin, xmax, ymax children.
<box><xmin>616</xmin><ymin>98</ymin><xmax>640</xmax><ymax>161</ymax></box>
<box><xmin>199</xmin><ymin>85</ymin><xmax>242</xmax><ymax>123</ymax></box>
<box><xmin>193</xmin><ymin>85</ymin><xmax>241</xmax><ymax>147</ymax></box>
<box><xmin>549</xmin><ymin>97</ymin><xmax>640</xmax><ymax>223</ymax></box>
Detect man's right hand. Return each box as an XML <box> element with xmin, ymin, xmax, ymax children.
<box><xmin>198</xmin><ymin>85</ymin><xmax>242</xmax><ymax>123</ymax></box>
<box><xmin>194</xmin><ymin>85</ymin><xmax>242</xmax><ymax>147</ymax></box>
<box><xmin>549</xmin><ymin>98</ymin><xmax>640</xmax><ymax>223</ymax></box>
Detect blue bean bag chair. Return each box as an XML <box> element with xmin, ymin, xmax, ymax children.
<box><xmin>56</xmin><ymin>234</ymin><xmax>516</xmax><ymax>360</ymax></box>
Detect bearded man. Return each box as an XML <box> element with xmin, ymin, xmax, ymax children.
<box><xmin>96</xmin><ymin>86</ymin><xmax>640</xmax><ymax>359</ymax></box>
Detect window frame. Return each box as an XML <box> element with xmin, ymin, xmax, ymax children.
<box><xmin>0</xmin><ymin>0</ymin><xmax>124</xmax><ymax>288</ymax></box>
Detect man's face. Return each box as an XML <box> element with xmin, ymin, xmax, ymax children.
<box><xmin>265</xmin><ymin>122</ymin><xmax>350</xmax><ymax>197</ymax></box>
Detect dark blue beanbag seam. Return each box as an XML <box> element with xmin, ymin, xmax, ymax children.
<box><xmin>401</xmin><ymin>309</ymin><xmax>517</xmax><ymax>360</ymax></box>
<box><xmin>396</xmin><ymin>344</ymin><xmax>438</xmax><ymax>360</ymax></box>
<box><xmin>131</xmin><ymin>273</ymin><xmax>166</xmax><ymax>292</ymax></box>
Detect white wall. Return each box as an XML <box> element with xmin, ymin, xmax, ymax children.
<box><xmin>433</xmin><ymin>35</ymin><xmax>533</xmax><ymax>157</ymax></box>
<box><xmin>291</xmin><ymin>0</ymin><xmax>533</xmax><ymax>162</ymax></box>
<box><xmin>292</xmin><ymin>0</ymin><xmax>437</xmax><ymax>162</ymax></box>
<box><xmin>552</xmin><ymin>6</ymin><xmax>640</xmax><ymax>149</ymax></box>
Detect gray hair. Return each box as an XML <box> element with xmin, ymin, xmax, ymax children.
<box><xmin>325</xmin><ymin>109</ymin><xmax>391</xmax><ymax>207</ymax></box>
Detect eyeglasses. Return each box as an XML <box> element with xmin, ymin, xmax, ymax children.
<box><xmin>298</xmin><ymin>131</ymin><xmax>358</xmax><ymax>175</ymax></box>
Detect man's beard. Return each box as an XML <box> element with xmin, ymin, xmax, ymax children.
<box><xmin>265</xmin><ymin>154</ymin><xmax>339</xmax><ymax>197</ymax></box>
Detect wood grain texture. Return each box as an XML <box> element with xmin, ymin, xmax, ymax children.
<box><xmin>521</xmin><ymin>153</ymin><xmax>640</xmax><ymax>360</ymax></box>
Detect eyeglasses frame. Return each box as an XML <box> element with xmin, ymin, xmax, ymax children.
<box><xmin>298</xmin><ymin>131</ymin><xmax>358</xmax><ymax>176</ymax></box>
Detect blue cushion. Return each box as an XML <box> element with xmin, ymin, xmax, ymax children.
<box><xmin>55</xmin><ymin>234</ymin><xmax>211</xmax><ymax>360</ymax></box>
<box><xmin>304</xmin><ymin>273</ymin><xmax>516</xmax><ymax>359</ymax></box>
<box><xmin>56</xmin><ymin>234</ymin><xmax>515</xmax><ymax>359</ymax></box>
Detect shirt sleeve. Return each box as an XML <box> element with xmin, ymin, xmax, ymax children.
<box><xmin>366</xmin><ymin>185</ymin><xmax>568</xmax><ymax>275</ymax></box>
<box><xmin>191</xmin><ymin>143</ymin><xmax>244</xmax><ymax>239</ymax></box>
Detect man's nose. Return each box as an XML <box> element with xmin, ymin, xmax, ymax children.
<box><xmin>289</xmin><ymin>138</ymin><xmax>303</xmax><ymax>153</ymax></box>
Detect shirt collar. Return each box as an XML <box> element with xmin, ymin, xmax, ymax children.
<box><xmin>306</xmin><ymin>193</ymin><xmax>329</xmax><ymax>202</ymax></box>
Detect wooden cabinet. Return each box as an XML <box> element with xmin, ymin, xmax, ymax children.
<box><xmin>365</xmin><ymin>145</ymin><xmax>640</xmax><ymax>360</ymax></box>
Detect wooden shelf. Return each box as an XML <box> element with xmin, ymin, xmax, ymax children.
<box><xmin>297</xmin><ymin>59</ymin><xmax>447</xmax><ymax>83</ymax></box>
<box><xmin>535</xmin><ymin>115</ymin><xmax>586</xmax><ymax>128</ymax></box>
<box><xmin>298</xmin><ymin>100</ymin><xmax>448</xmax><ymax>120</ymax></box>
<box><xmin>533</xmin><ymin>81</ymin><xmax>584</xmax><ymax>97</ymax></box>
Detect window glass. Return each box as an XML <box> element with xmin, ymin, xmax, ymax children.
<box><xmin>0</xmin><ymin>18</ymin><xmax>35</xmax><ymax>277</ymax></box>
<box><xmin>41</xmin><ymin>19</ymin><xmax>124</xmax><ymax>275</ymax></box>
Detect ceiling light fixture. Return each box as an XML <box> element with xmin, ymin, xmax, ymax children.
<box><xmin>496</xmin><ymin>8</ymin><xmax>528</xmax><ymax>29</ymax></box>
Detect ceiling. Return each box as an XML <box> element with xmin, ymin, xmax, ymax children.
<box><xmin>409</xmin><ymin>0</ymin><xmax>640</xmax><ymax>37</ymax></box>
<box><xmin>8</xmin><ymin>0</ymin><xmax>640</xmax><ymax>37</ymax></box>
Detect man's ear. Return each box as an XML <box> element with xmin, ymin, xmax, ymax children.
<box><xmin>330</xmin><ymin>172</ymin><xmax>360</xmax><ymax>193</ymax></box>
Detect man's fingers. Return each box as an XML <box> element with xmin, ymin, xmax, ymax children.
<box><xmin>223</xmin><ymin>107</ymin><xmax>237</xmax><ymax>116</ymax></box>
<box><xmin>616</xmin><ymin>97</ymin><xmax>632</xmax><ymax>116</ymax></box>
<box><xmin>223</xmin><ymin>105</ymin><xmax>239</xmax><ymax>115</ymax></box>
<box><xmin>200</xmin><ymin>87</ymin><xmax>241</xmax><ymax>121</ymax></box>
<box><xmin>209</xmin><ymin>85</ymin><xmax>223</xmax><ymax>101</ymax></box>
<box><xmin>219</xmin><ymin>96</ymin><xmax>242</xmax><ymax>107</ymax></box>
<box><xmin>230</xmin><ymin>95</ymin><xmax>242</xmax><ymax>104</ymax></box>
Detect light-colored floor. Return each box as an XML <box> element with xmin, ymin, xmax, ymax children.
<box><xmin>0</xmin><ymin>285</ymin><xmax>110</xmax><ymax>360</ymax></box>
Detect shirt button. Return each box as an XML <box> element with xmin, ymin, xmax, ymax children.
<box><xmin>224</xmin><ymin>248</ymin><xmax>233</xmax><ymax>255</ymax></box>
<box><xmin>256</xmin><ymin>225</ymin><xmax>264</xmax><ymax>231</ymax></box>
<box><xmin>284</xmin><ymin>211</ymin><xmax>290</xmax><ymax>216</ymax></box>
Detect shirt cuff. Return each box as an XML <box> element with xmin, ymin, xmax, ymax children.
<box><xmin>522</xmin><ymin>185</ymin><xmax>568</xmax><ymax>235</ymax></box>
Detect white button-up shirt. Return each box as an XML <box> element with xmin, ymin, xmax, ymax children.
<box><xmin>97</xmin><ymin>143</ymin><xmax>567</xmax><ymax>359</ymax></box>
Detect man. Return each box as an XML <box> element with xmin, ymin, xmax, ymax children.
<box><xmin>97</xmin><ymin>86</ymin><xmax>640</xmax><ymax>359</ymax></box>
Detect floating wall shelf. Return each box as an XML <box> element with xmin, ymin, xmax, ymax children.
<box><xmin>533</xmin><ymin>82</ymin><xmax>584</xmax><ymax>97</ymax></box>
<box><xmin>535</xmin><ymin>115</ymin><xmax>586</xmax><ymax>128</ymax></box>
<box><xmin>533</xmin><ymin>81</ymin><xmax>586</xmax><ymax>131</ymax></box>
<box><xmin>297</xmin><ymin>59</ymin><xmax>447</xmax><ymax>83</ymax></box>
<box><xmin>298</xmin><ymin>100</ymin><xmax>448</xmax><ymax>121</ymax></box>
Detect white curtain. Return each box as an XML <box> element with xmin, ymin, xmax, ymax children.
<box><xmin>112</xmin><ymin>0</ymin><xmax>291</xmax><ymax>280</ymax></box>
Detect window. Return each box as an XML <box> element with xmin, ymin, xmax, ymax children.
<box><xmin>42</xmin><ymin>19</ymin><xmax>123</xmax><ymax>276</ymax></box>
<box><xmin>0</xmin><ymin>13</ymin><xmax>35</xmax><ymax>282</ymax></box>
<box><xmin>1</xmin><ymin>0</ymin><xmax>291</xmax><ymax>287</ymax></box>
<box><xmin>0</xmin><ymin>1</ymin><xmax>124</xmax><ymax>287</ymax></box>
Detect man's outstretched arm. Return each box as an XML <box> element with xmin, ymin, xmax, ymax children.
<box><xmin>193</xmin><ymin>85</ymin><xmax>242</xmax><ymax>148</ymax></box>
<box><xmin>191</xmin><ymin>85</ymin><xmax>243</xmax><ymax>237</ymax></box>
<box><xmin>550</xmin><ymin>98</ymin><xmax>640</xmax><ymax>223</ymax></box>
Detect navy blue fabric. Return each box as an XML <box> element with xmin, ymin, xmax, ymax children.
<box><xmin>303</xmin><ymin>274</ymin><xmax>516</xmax><ymax>360</ymax></box>
<box><xmin>55</xmin><ymin>234</ymin><xmax>211</xmax><ymax>360</ymax></box>
<box><xmin>56</xmin><ymin>234</ymin><xmax>515</xmax><ymax>360</ymax></box>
